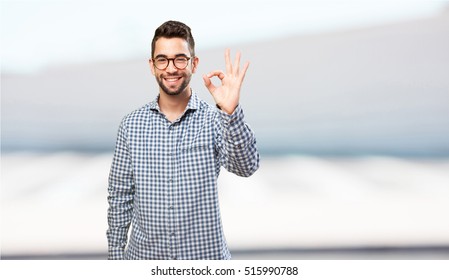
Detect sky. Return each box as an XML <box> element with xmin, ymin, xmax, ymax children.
<box><xmin>1</xmin><ymin>0</ymin><xmax>447</xmax><ymax>74</ymax></box>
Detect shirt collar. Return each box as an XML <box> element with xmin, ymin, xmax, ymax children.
<box><xmin>186</xmin><ymin>90</ymin><xmax>200</xmax><ymax>111</ymax></box>
<box><xmin>148</xmin><ymin>90</ymin><xmax>201</xmax><ymax>113</ymax></box>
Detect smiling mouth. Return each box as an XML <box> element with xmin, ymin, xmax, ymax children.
<box><xmin>164</xmin><ymin>77</ymin><xmax>182</xmax><ymax>82</ymax></box>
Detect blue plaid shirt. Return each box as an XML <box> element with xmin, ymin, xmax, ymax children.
<box><xmin>107</xmin><ymin>92</ymin><xmax>259</xmax><ymax>260</ymax></box>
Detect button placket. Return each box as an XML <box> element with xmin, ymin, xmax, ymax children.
<box><xmin>167</xmin><ymin>123</ymin><xmax>178</xmax><ymax>259</ymax></box>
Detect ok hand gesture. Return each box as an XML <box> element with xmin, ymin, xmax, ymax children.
<box><xmin>203</xmin><ymin>49</ymin><xmax>250</xmax><ymax>115</ymax></box>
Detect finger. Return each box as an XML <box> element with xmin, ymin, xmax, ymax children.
<box><xmin>234</xmin><ymin>51</ymin><xmax>241</xmax><ymax>76</ymax></box>
<box><xmin>207</xmin><ymin>70</ymin><xmax>226</xmax><ymax>81</ymax></box>
<box><xmin>203</xmin><ymin>74</ymin><xmax>217</xmax><ymax>93</ymax></box>
<box><xmin>239</xmin><ymin>61</ymin><xmax>250</xmax><ymax>81</ymax></box>
<box><xmin>225</xmin><ymin>48</ymin><xmax>232</xmax><ymax>75</ymax></box>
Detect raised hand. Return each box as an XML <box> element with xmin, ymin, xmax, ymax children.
<box><xmin>203</xmin><ymin>49</ymin><xmax>250</xmax><ymax>115</ymax></box>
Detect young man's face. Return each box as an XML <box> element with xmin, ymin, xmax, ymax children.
<box><xmin>150</xmin><ymin>37</ymin><xmax>198</xmax><ymax>96</ymax></box>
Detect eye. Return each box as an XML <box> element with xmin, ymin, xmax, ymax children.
<box><xmin>175</xmin><ymin>57</ymin><xmax>188</xmax><ymax>63</ymax></box>
<box><xmin>155</xmin><ymin>57</ymin><xmax>168</xmax><ymax>63</ymax></box>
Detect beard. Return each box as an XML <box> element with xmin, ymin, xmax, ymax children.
<box><xmin>156</xmin><ymin>72</ymin><xmax>192</xmax><ymax>96</ymax></box>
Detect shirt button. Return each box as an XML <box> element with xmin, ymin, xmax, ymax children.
<box><xmin>168</xmin><ymin>205</ymin><xmax>174</xmax><ymax>210</ymax></box>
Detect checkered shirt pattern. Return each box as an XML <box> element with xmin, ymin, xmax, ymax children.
<box><xmin>107</xmin><ymin>92</ymin><xmax>259</xmax><ymax>260</ymax></box>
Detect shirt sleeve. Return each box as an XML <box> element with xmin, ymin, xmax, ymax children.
<box><xmin>106</xmin><ymin>120</ymin><xmax>135</xmax><ymax>260</ymax></box>
<box><xmin>215</xmin><ymin>104</ymin><xmax>260</xmax><ymax>177</ymax></box>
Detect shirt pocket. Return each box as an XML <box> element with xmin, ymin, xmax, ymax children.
<box><xmin>178</xmin><ymin>143</ymin><xmax>216</xmax><ymax>181</ymax></box>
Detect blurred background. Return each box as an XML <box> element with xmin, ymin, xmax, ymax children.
<box><xmin>2</xmin><ymin>0</ymin><xmax>449</xmax><ymax>259</ymax></box>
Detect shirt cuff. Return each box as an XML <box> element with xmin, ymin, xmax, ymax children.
<box><xmin>218</xmin><ymin>104</ymin><xmax>244</xmax><ymax>125</ymax></box>
<box><xmin>108</xmin><ymin>246</ymin><xmax>125</xmax><ymax>260</ymax></box>
<box><xmin>219</xmin><ymin>105</ymin><xmax>254</xmax><ymax>146</ymax></box>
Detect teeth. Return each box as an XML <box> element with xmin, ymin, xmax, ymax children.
<box><xmin>165</xmin><ymin>77</ymin><xmax>179</xmax><ymax>82</ymax></box>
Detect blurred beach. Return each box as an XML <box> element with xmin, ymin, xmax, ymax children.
<box><xmin>2</xmin><ymin>2</ymin><xmax>449</xmax><ymax>259</ymax></box>
<box><xmin>2</xmin><ymin>152</ymin><xmax>449</xmax><ymax>259</ymax></box>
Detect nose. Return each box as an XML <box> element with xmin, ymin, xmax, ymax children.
<box><xmin>166</xmin><ymin>59</ymin><xmax>177</xmax><ymax>73</ymax></box>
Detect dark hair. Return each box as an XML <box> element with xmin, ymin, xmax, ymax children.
<box><xmin>151</xmin><ymin>20</ymin><xmax>195</xmax><ymax>58</ymax></box>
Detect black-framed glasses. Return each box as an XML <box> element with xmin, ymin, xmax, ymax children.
<box><xmin>152</xmin><ymin>56</ymin><xmax>192</xmax><ymax>70</ymax></box>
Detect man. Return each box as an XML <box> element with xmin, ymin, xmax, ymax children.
<box><xmin>107</xmin><ymin>20</ymin><xmax>259</xmax><ymax>260</ymax></box>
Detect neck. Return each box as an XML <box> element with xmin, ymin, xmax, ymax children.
<box><xmin>158</xmin><ymin>88</ymin><xmax>192</xmax><ymax>122</ymax></box>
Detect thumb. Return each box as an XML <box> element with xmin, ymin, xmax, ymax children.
<box><xmin>203</xmin><ymin>74</ymin><xmax>216</xmax><ymax>94</ymax></box>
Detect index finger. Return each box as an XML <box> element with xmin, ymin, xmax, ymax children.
<box><xmin>207</xmin><ymin>70</ymin><xmax>226</xmax><ymax>80</ymax></box>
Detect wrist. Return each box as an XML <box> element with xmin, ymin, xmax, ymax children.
<box><xmin>216</xmin><ymin>104</ymin><xmax>238</xmax><ymax>115</ymax></box>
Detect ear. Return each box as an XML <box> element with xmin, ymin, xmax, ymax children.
<box><xmin>192</xmin><ymin>56</ymin><xmax>199</xmax><ymax>74</ymax></box>
<box><xmin>149</xmin><ymin>59</ymin><xmax>156</xmax><ymax>76</ymax></box>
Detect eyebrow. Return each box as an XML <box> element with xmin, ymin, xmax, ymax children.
<box><xmin>154</xmin><ymin>53</ymin><xmax>189</xmax><ymax>59</ymax></box>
